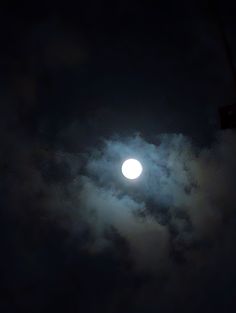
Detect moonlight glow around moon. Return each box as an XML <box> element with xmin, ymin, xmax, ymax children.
<box><xmin>121</xmin><ymin>159</ymin><xmax>143</xmax><ymax>180</ymax></box>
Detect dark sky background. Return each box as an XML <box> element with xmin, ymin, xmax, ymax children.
<box><xmin>1</xmin><ymin>1</ymin><xmax>236</xmax><ymax>312</ymax></box>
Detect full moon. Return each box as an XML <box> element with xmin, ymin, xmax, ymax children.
<box><xmin>121</xmin><ymin>159</ymin><xmax>143</xmax><ymax>180</ymax></box>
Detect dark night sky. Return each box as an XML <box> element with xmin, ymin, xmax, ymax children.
<box><xmin>1</xmin><ymin>1</ymin><xmax>236</xmax><ymax>312</ymax></box>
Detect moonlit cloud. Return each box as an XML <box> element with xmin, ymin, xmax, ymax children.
<box><xmin>51</xmin><ymin>130</ymin><xmax>236</xmax><ymax>272</ymax></box>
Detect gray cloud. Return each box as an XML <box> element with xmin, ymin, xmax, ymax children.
<box><xmin>49</xmin><ymin>130</ymin><xmax>236</xmax><ymax>272</ymax></box>
<box><xmin>3</xmin><ymin>115</ymin><xmax>235</xmax><ymax>274</ymax></box>
<box><xmin>2</xmin><ymin>102</ymin><xmax>236</xmax><ymax>311</ymax></box>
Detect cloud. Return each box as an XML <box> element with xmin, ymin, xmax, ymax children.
<box><xmin>48</xmin><ymin>130</ymin><xmax>236</xmax><ymax>273</ymax></box>
<box><xmin>2</xmin><ymin>102</ymin><xmax>236</xmax><ymax>311</ymax></box>
<box><xmin>1</xmin><ymin>4</ymin><xmax>236</xmax><ymax>311</ymax></box>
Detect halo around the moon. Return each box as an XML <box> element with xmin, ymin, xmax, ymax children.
<box><xmin>121</xmin><ymin>159</ymin><xmax>143</xmax><ymax>180</ymax></box>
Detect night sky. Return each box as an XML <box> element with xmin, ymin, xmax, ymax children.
<box><xmin>1</xmin><ymin>1</ymin><xmax>236</xmax><ymax>312</ymax></box>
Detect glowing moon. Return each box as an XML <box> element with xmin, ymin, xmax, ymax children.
<box><xmin>121</xmin><ymin>159</ymin><xmax>143</xmax><ymax>180</ymax></box>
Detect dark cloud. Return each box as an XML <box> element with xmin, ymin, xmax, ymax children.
<box><xmin>1</xmin><ymin>109</ymin><xmax>236</xmax><ymax>312</ymax></box>
<box><xmin>1</xmin><ymin>1</ymin><xmax>236</xmax><ymax>312</ymax></box>
<box><xmin>61</xmin><ymin>131</ymin><xmax>236</xmax><ymax>270</ymax></box>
